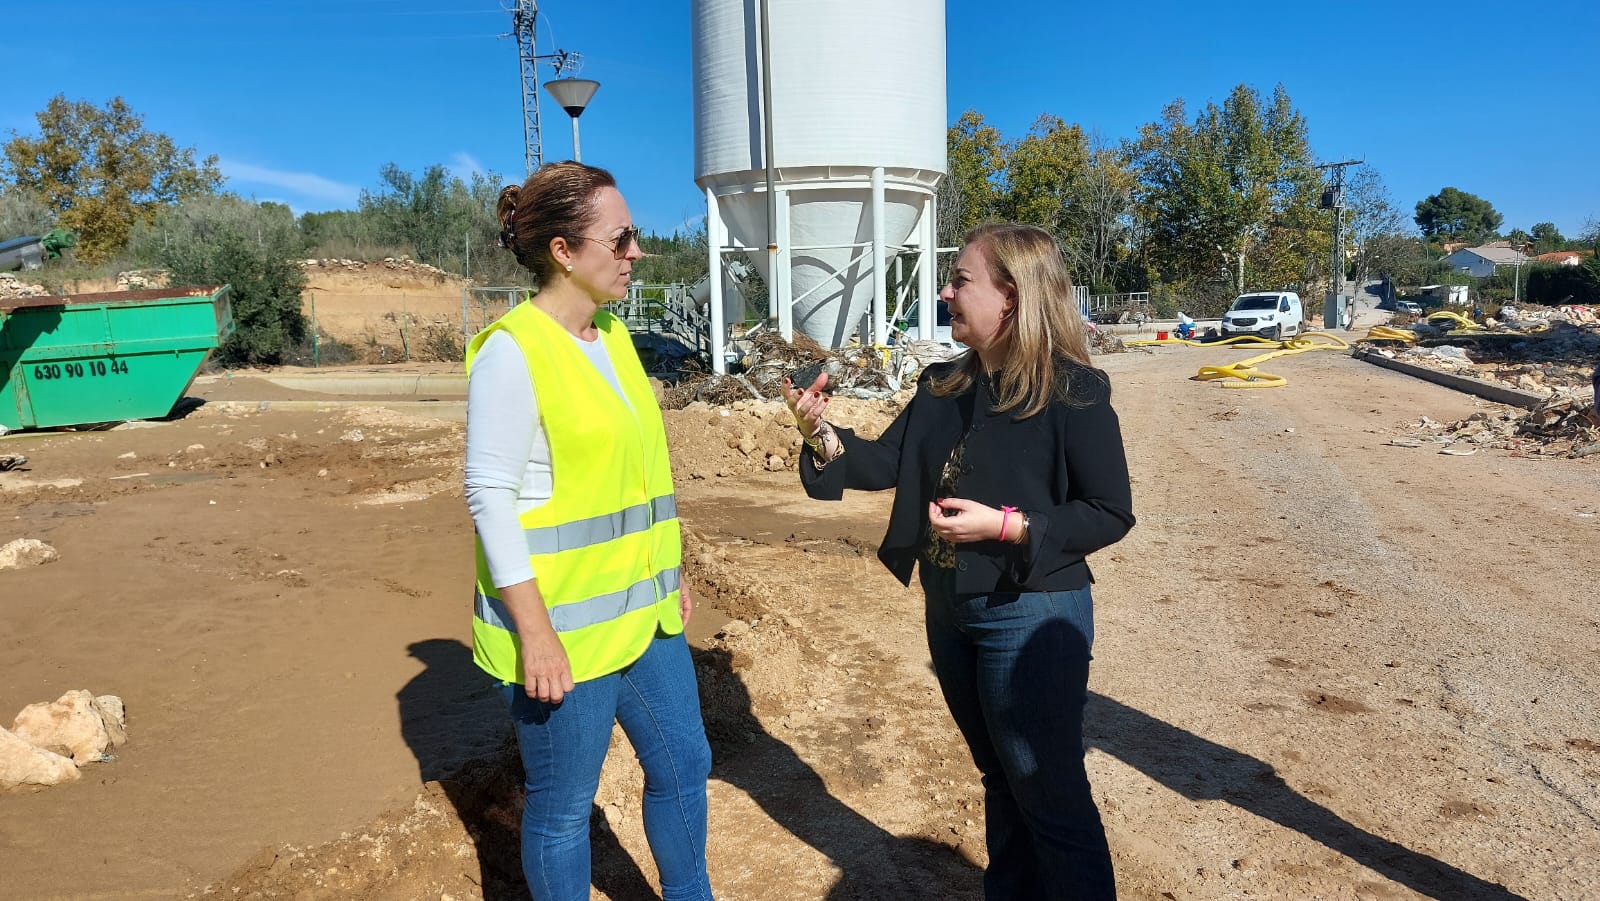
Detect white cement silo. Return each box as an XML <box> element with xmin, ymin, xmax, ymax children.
<box><xmin>691</xmin><ymin>0</ymin><xmax>946</xmax><ymax>363</ymax></box>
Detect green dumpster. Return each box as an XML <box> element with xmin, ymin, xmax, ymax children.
<box><xmin>1</xmin><ymin>285</ymin><xmax>235</xmax><ymax>431</ymax></box>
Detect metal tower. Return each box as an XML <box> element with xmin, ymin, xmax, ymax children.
<box><xmin>511</xmin><ymin>0</ymin><xmax>543</xmax><ymax>174</ymax></box>
<box><xmin>1317</xmin><ymin>159</ymin><xmax>1363</xmax><ymax>329</ymax></box>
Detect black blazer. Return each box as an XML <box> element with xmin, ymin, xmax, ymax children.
<box><xmin>799</xmin><ymin>360</ymin><xmax>1135</xmax><ymax>595</ymax></box>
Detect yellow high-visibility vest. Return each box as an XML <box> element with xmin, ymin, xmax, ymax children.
<box><xmin>464</xmin><ymin>301</ymin><xmax>683</xmax><ymax>684</ymax></box>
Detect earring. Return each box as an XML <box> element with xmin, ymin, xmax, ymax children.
<box><xmin>564</xmin><ymin>264</ymin><xmax>573</xmax><ymax>272</ymax></box>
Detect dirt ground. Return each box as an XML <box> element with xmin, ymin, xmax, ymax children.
<box><xmin>2</xmin><ymin>344</ymin><xmax>1598</xmax><ymax>901</ymax></box>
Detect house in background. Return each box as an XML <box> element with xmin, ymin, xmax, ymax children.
<box><xmin>1441</xmin><ymin>245</ymin><xmax>1529</xmax><ymax>278</ymax></box>
<box><xmin>1534</xmin><ymin>250</ymin><xmax>1593</xmax><ymax>266</ymax></box>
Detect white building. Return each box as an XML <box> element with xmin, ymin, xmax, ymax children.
<box><xmin>1441</xmin><ymin>245</ymin><xmax>1529</xmax><ymax>278</ymax></box>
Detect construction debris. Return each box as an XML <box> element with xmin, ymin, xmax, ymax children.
<box><xmin>1393</xmin><ymin>396</ymin><xmax>1600</xmax><ymax>458</ymax></box>
<box><xmin>665</xmin><ymin>331</ymin><xmax>925</xmax><ymax>409</ymax></box>
<box><xmin>1371</xmin><ymin>319</ymin><xmax>1600</xmax><ymax>401</ymax></box>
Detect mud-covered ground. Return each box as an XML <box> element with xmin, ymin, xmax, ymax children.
<box><xmin>2</xmin><ymin>346</ymin><xmax>1596</xmax><ymax>900</ymax></box>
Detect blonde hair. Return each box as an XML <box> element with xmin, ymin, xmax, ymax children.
<box><xmin>495</xmin><ymin>161</ymin><xmax>617</xmax><ymax>286</ymax></box>
<box><xmin>929</xmin><ymin>223</ymin><xmax>1097</xmax><ymax>418</ymax></box>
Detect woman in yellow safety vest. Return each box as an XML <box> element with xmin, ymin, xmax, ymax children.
<box><xmin>465</xmin><ymin>161</ymin><xmax>713</xmax><ymax>901</ymax></box>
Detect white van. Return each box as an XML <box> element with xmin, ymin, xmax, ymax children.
<box><xmin>1220</xmin><ymin>292</ymin><xmax>1304</xmax><ymax>340</ymax></box>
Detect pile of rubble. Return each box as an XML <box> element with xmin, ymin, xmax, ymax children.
<box><xmin>1089</xmin><ymin>328</ymin><xmax>1128</xmax><ymax>354</ymax></box>
<box><xmin>0</xmin><ymin>272</ymin><xmax>49</xmax><ymax>300</ymax></box>
<box><xmin>1491</xmin><ymin>304</ymin><xmax>1598</xmax><ymax>329</ymax></box>
<box><xmin>666</xmin><ymin>331</ymin><xmax>933</xmax><ymax>408</ymax></box>
<box><xmin>1391</xmin><ymin>397</ymin><xmax>1599</xmax><ymax>458</ymax></box>
<box><xmin>665</xmin><ymin>323</ymin><xmax>1124</xmax><ymax>411</ymax></box>
<box><xmin>300</xmin><ymin>257</ymin><xmax>457</xmax><ymax>281</ymax></box>
<box><xmin>1374</xmin><ymin>320</ymin><xmax>1600</xmax><ymax>400</ymax></box>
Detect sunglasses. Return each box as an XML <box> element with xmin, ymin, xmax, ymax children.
<box><xmin>572</xmin><ymin>226</ymin><xmax>641</xmax><ymax>260</ymax></box>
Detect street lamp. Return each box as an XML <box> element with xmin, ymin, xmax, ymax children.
<box><xmin>543</xmin><ymin>77</ymin><xmax>600</xmax><ymax>162</ymax></box>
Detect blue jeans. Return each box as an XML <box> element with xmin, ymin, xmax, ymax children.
<box><xmin>920</xmin><ymin>565</ymin><xmax>1116</xmax><ymax>900</ymax></box>
<box><xmin>501</xmin><ymin>632</ymin><xmax>714</xmax><ymax>901</ymax></box>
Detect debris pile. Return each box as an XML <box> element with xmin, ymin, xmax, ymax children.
<box><xmin>1493</xmin><ymin>304</ymin><xmax>1598</xmax><ymax>328</ymax></box>
<box><xmin>1390</xmin><ymin>397</ymin><xmax>1600</xmax><ymax>458</ymax></box>
<box><xmin>1372</xmin><ymin>320</ymin><xmax>1600</xmax><ymax>400</ymax></box>
<box><xmin>665</xmin><ymin>331</ymin><xmax>928</xmax><ymax>408</ymax></box>
<box><xmin>0</xmin><ymin>273</ymin><xmax>49</xmax><ymax>300</ymax></box>
<box><xmin>1</xmin><ymin>690</ymin><xmax>127</xmax><ymax>792</ymax></box>
<box><xmin>1089</xmin><ymin>328</ymin><xmax>1128</xmax><ymax>354</ymax></box>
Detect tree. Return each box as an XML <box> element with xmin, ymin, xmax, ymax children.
<box><xmin>1071</xmin><ymin>138</ymin><xmax>1137</xmax><ymax>293</ymax></box>
<box><xmin>943</xmin><ymin>110</ymin><xmax>1007</xmax><ymax>244</ymax></box>
<box><xmin>1344</xmin><ymin>166</ymin><xmax>1408</xmax><ymax>286</ymax></box>
<box><xmin>0</xmin><ymin>185</ymin><xmax>55</xmax><ymax>238</ymax></box>
<box><xmin>2</xmin><ymin>96</ymin><xmax>222</xmax><ymax>262</ymax></box>
<box><xmin>1002</xmin><ymin>114</ymin><xmax>1089</xmax><ymax>234</ymax></box>
<box><xmin>147</xmin><ymin>195</ymin><xmax>308</xmax><ymax>366</ymax></box>
<box><xmin>1524</xmin><ymin>258</ymin><xmax>1600</xmax><ymax>306</ymax></box>
<box><xmin>1413</xmin><ymin>187</ymin><xmax>1501</xmax><ymax>241</ymax></box>
<box><xmin>1530</xmin><ymin>222</ymin><xmax>1565</xmax><ymax>254</ymax></box>
<box><xmin>355</xmin><ymin>163</ymin><xmax>521</xmax><ymax>284</ymax></box>
<box><xmin>1129</xmin><ymin>85</ymin><xmax>1322</xmax><ymax>311</ymax></box>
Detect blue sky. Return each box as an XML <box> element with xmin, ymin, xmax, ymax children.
<box><xmin>4</xmin><ymin>0</ymin><xmax>1597</xmax><ymax>239</ymax></box>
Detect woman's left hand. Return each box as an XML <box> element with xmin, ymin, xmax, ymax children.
<box><xmin>927</xmin><ymin>498</ymin><xmax>1006</xmax><ymax>544</ymax></box>
<box><xmin>680</xmin><ymin>578</ymin><xmax>695</xmax><ymax>627</ymax></box>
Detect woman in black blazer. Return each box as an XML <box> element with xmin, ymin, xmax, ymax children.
<box><xmin>783</xmin><ymin>223</ymin><xmax>1134</xmax><ymax>900</ymax></box>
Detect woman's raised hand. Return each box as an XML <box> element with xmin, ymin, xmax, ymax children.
<box><xmin>782</xmin><ymin>372</ymin><xmax>830</xmax><ymax>438</ymax></box>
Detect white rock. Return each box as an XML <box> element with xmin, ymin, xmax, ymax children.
<box><xmin>0</xmin><ymin>726</ymin><xmax>79</xmax><ymax>792</ymax></box>
<box><xmin>0</xmin><ymin>538</ymin><xmax>58</xmax><ymax>571</ymax></box>
<box><xmin>12</xmin><ymin>690</ymin><xmax>116</xmax><ymax>765</ymax></box>
<box><xmin>92</xmin><ymin>695</ymin><xmax>128</xmax><ymax>747</ymax></box>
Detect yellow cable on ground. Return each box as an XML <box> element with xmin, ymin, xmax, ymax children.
<box><xmin>1186</xmin><ymin>332</ymin><xmax>1352</xmax><ymax>389</ymax></box>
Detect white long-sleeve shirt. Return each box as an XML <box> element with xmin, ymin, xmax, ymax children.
<box><xmin>464</xmin><ymin>329</ymin><xmax>630</xmax><ymax>588</ymax></box>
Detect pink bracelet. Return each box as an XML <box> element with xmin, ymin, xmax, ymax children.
<box><xmin>999</xmin><ymin>505</ymin><xmax>1017</xmax><ymax>541</ymax></box>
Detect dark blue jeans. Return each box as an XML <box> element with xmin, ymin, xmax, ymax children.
<box><xmin>501</xmin><ymin>631</ymin><xmax>714</xmax><ymax>901</ymax></box>
<box><xmin>920</xmin><ymin>565</ymin><xmax>1116</xmax><ymax>900</ymax></box>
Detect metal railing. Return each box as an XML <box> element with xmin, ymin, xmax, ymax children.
<box><xmin>1085</xmin><ymin>291</ymin><xmax>1152</xmax><ymax>313</ymax></box>
<box><xmin>462</xmin><ymin>284</ymin><xmax>712</xmax><ymax>362</ymax></box>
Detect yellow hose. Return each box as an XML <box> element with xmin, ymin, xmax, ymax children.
<box><xmin>1359</xmin><ymin>326</ymin><xmax>1418</xmax><ymax>344</ymax></box>
<box><xmin>1425</xmin><ymin>310</ymin><xmax>1481</xmax><ymax>330</ymax></box>
<box><xmin>1192</xmin><ymin>332</ymin><xmax>1350</xmax><ymax>388</ymax></box>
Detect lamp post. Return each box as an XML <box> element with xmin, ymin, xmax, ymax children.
<box><xmin>543</xmin><ymin>78</ymin><xmax>600</xmax><ymax>162</ymax></box>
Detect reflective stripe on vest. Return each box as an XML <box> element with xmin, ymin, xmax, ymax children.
<box><xmin>524</xmin><ymin>494</ymin><xmax>678</xmax><ymax>556</ymax></box>
<box><xmin>476</xmin><ymin>565</ymin><xmax>682</xmax><ymax>634</ymax></box>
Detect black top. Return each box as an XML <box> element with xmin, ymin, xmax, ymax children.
<box><xmin>799</xmin><ymin>359</ymin><xmax>1135</xmax><ymax>594</ymax></box>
